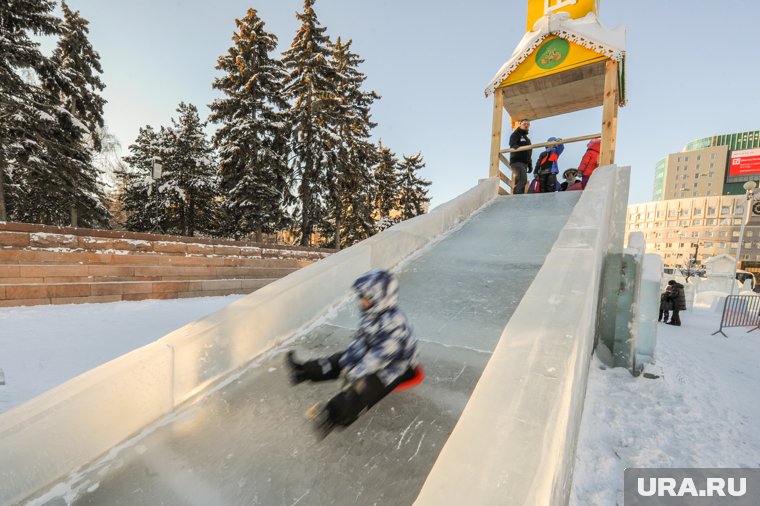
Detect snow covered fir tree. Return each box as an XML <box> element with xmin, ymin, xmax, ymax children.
<box><xmin>41</xmin><ymin>1</ymin><xmax>110</xmax><ymax>227</ymax></box>
<box><xmin>118</xmin><ymin>104</ymin><xmax>218</xmax><ymax>237</ymax></box>
<box><xmin>1</xmin><ymin>0</ymin><xmax>430</xmax><ymax>246</ymax></box>
<box><xmin>397</xmin><ymin>153</ymin><xmax>431</xmax><ymax>221</ymax></box>
<box><xmin>209</xmin><ymin>8</ymin><xmax>290</xmax><ymax>242</ymax></box>
<box><xmin>0</xmin><ymin>0</ymin><xmax>109</xmax><ymax>227</ymax></box>
<box><xmin>280</xmin><ymin>0</ymin><xmax>340</xmax><ymax>246</ymax></box>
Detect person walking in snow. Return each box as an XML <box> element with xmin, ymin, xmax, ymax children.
<box><xmin>509</xmin><ymin>118</ymin><xmax>533</xmax><ymax>194</ymax></box>
<box><xmin>535</xmin><ymin>137</ymin><xmax>565</xmax><ymax>193</ymax></box>
<box><xmin>666</xmin><ymin>279</ymin><xmax>686</xmax><ymax>326</ymax></box>
<box><xmin>658</xmin><ymin>285</ymin><xmax>672</xmax><ymax>323</ymax></box>
<box><xmin>286</xmin><ymin>269</ymin><xmax>420</xmax><ymax>439</ymax></box>
<box><xmin>579</xmin><ymin>137</ymin><xmax>601</xmax><ymax>189</ymax></box>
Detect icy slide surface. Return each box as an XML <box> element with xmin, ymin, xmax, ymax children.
<box><xmin>50</xmin><ymin>193</ymin><xmax>580</xmax><ymax>506</ymax></box>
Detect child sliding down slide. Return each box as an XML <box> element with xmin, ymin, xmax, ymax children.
<box><xmin>286</xmin><ymin>268</ymin><xmax>422</xmax><ymax>439</ymax></box>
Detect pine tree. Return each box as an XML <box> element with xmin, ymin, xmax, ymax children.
<box><xmin>397</xmin><ymin>152</ymin><xmax>431</xmax><ymax>220</ymax></box>
<box><xmin>282</xmin><ymin>0</ymin><xmax>339</xmax><ymax>246</ymax></box>
<box><xmin>373</xmin><ymin>141</ymin><xmax>401</xmax><ymax>230</ymax></box>
<box><xmin>119</xmin><ymin>125</ymin><xmax>164</xmax><ymax>232</ymax></box>
<box><xmin>40</xmin><ymin>1</ymin><xmax>109</xmax><ymax>227</ymax></box>
<box><xmin>162</xmin><ymin>103</ymin><xmax>219</xmax><ymax>237</ymax></box>
<box><xmin>0</xmin><ymin>0</ymin><xmax>60</xmax><ymax>221</ymax></box>
<box><xmin>209</xmin><ymin>8</ymin><xmax>290</xmax><ymax>241</ymax></box>
<box><xmin>321</xmin><ymin>37</ymin><xmax>379</xmax><ymax>249</ymax></box>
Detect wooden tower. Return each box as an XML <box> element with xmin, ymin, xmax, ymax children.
<box><xmin>487</xmin><ymin>0</ymin><xmax>626</xmax><ymax>193</ymax></box>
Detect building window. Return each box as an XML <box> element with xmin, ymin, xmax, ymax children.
<box><xmin>720</xmin><ymin>218</ymin><xmax>732</xmax><ymax>225</ymax></box>
<box><xmin>704</xmin><ymin>231</ymin><xmax>713</xmax><ymax>237</ymax></box>
<box><xmin>707</xmin><ymin>207</ymin><xmax>716</xmax><ymax>215</ymax></box>
<box><xmin>711</xmin><ymin>153</ymin><xmax>716</xmax><ymax>159</ymax></box>
<box><xmin>720</xmin><ymin>231</ymin><xmax>728</xmax><ymax>237</ymax></box>
<box><xmin>692</xmin><ymin>231</ymin><xmax>699</xmax><ymax>238</ymax></box>
<box><xmin>668</xmin><ymin>220</ymin><xmax>678</xmax><ymax>227</ymax></box>
<box><xmin>697</xmin><ymin>155</ymin><xmax>701</xmax><ymax>160</ymax></box>
<box><xmin>721</xmin><ymin>206</ymin><xmax>731</xmax><ymax>215</ymax></box>
<box><xmin>707</xmin><ymin>191</ymin><xmax>712</xmax><ymax>196</ymax></box>
<box><xmin>647</xmin><ymin>212</ymin><xmax>655</xmax><ymax>220</ymax></box>
<box><xmin>736</xmin><ymin>207</ymin><xmax>744</xmax><ymax>215</ymax></box>
<box><xmin>692</xmin><ymin>219</ymin><xmax>702</xmax><ymax>226</ymax></box>
<box><xmin>685</xmin><ymin>156</ymin><xmax>689</xmax><ymax>161</ymax></box>
<box><xmin>733</xmin><ymin>231</ymin><xmax>741</xmax><ymax>237</ymax></box>
<box><xmin>694</xmin><ymin>182</ymin><xmax>699</xmax><ymax>188</ymax></box>
<box><xmin>734</xmin><ymin>218</ymin><xmax>742</xmax><ymax>225</ymax></box>
<box><xmin>703</xmin><ymin>242</ymin><xmax>713</xmax><ymax>248</ymax></box>
<box><xmin>694</xmin><ymin>208</ymin><xmax>702</xmax><ymax>216</ymax></box>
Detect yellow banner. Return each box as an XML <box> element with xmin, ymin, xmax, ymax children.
<box><xmin>526</xmin><ymin>0</ymin><xmax>598</xmax><ymax>32</ymax></box>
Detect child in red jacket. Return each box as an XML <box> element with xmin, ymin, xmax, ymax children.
<box><xmin>579</xmin><ymin>137</ymin><xmax>601</xmax><ymax>189</ymax></box>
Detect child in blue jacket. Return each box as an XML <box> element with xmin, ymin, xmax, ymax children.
<box><xmin>286</xmin><ymin>269</ymin><xmax>420</xmax><ymax>438</ymax></box>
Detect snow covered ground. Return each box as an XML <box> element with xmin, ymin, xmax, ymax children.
<box><xmin>571</xmin><ymin>306</ymin><xmax>760</xmax><ymax>505</ymax></box>
<box><xmin>1</xmin><ymin>296</ymin><xmax>758</xmax><ymax>503</ymax></box>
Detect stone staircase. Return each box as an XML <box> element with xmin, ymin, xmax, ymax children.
<box><xmin>0</xmin><ymin>223</ymin><xmax>333</xmax><ymax>307</ymax></box>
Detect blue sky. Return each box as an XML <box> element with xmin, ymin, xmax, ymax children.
<box><xmin>50</xmin><ymin>0</ymin><xmax>760</xmax><ymax>208</ymax></box>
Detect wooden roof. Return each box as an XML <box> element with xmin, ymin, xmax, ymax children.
<box><xmin>500</xmin><ymin>60</ymin><xmax>607</xmax><ymax>121</ymax></box>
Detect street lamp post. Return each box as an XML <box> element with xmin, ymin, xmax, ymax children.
<box><xmin>731</xmin><ymin>181</ymin><xmax>757</xmax><ymax>295</ymax></box>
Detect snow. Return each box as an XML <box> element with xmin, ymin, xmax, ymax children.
<box><xmin>570</xmin><ymin>307</ymin><xmax>760</xmax><ymax>505</ymax></box>
<box><xmin>0</xmin><ymin>295</ymin><xmax>243</xmax><ymax>414</ymax></box>
<box><xmin>485</xmin><ymin>11</ymin><xmax>626</xmax><ymax>96</ymax></box>
<box><xmin>1</xmin><ymin>292</ymin><xmax>757</xmax><ymax>502</ymax></box>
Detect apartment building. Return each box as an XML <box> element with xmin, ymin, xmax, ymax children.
<box><xmin>626</xmin><ymin>194</ymin><xmax>760</xmax><ymax>272</ymax></box>
<box><xmin>653</xmin><ymin>130</ymin><xmax>760</xmax><ymax>201</ymax></box>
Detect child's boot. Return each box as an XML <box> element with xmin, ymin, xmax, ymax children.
<box><xmin>305</xmin><ymin>402</ymin><xmax>335</xmax><ymax>440</ymax></box>
<box><xmin>286</xmin><ymin>351</ymin><xmax>308</xmax><ymax>385</ymax></box>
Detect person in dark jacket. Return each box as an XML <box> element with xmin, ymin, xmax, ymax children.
<box><xmin>658</xmin><ymin>285</ymin><xmax>672</xmax><ymax>323</ymax></box>
<box><xmin>509</xmin><ymin>119</ymin><xmax>533</xmax><ymax>194</ymax></box>
<box><xmin>286</xmin><ymin>269</ymin><xmax>420</xmax><ymax>439</ymax></box>
<box><xmin>666</xmin><ymin>280</ymin><xmax>686</xmax><ymax>325</ymax></box>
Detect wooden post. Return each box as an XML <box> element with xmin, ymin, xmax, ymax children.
<box><xmin>489</xmin><ymin>88</ymin><xmax>505</xmax><ymax>179</ymax></box>
<box><xmin>599</xmin><ymin>59</ymin><xmax>619</xmax><ymax>166</ymax></box>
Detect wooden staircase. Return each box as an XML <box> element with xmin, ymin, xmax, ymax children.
<box><xmin>0</xmin><ymin>223</ymin><xmax>333</xmax><ymax>307</ymax></box>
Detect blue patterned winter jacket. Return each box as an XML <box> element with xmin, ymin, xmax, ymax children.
<box><xmin>339</xmin><ymin>269</ymin><xmax>419</xmax><ymax>386</ymax></box>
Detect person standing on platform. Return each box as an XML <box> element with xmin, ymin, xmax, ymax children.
<box><xmin>509</xmin><ymin>118</ymin><xmax>533</xmax><ymax>194</ymax></box>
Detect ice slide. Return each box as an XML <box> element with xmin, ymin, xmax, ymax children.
<box><xmin>1</xmin><ymin>166</ymin><xmax>629</xmax><ymax>505</ymax></box>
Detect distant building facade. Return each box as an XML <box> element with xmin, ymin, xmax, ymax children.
<box><xmin>628</xmin><ymin>130</ymin><xmax>760</xmax><ymax>275</ymax></box>
<box><xmin>653</xmin><ymin>130</ymin><xmax>760</xmax><ymax>201</ymax></box>
<box><xmin>626</xmin><ymin>195</ymin><xmax>760</xmax><ymax>275</ymax></box>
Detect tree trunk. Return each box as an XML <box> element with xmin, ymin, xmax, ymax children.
<box><xmin>0</xmin><ymin>166</ymin><xmax>7</xmax><ymax>222</ymax></box>
<box><xmin>187</xmin><ymin>194</ymin><xmax>195</xmax><ymax>237</ymax></box>
<box><xmin>70</xmin><ymin>206</ymin><xmax>78</xmax><ymax>227</ymax></box>
<box><xmin>300</xmin><ymin>162</ymin><xmax>312</xmax><ymax>247</ymax></box>
<box><xmin>255</xmin><ymin>223</ymin><xmax>263</xmax><ymax>243</ymax></box>
<box><xmin>334</xmin><ymin>208</ymin><xmax>341</xmax><ymax>250</ymax></box>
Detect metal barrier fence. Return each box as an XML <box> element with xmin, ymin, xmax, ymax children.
<box><xmin>712</xmin><ymin>295</ymin><xmax>760</xmax><ymax>337</ymax></box>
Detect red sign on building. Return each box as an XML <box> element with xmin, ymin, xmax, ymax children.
<box><xmin>729</xmin><ymin>148</ymin><xmax>760</xmax><ymax>176</ymax></box>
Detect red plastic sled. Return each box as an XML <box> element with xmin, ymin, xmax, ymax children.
<box><xmin>394</xmin><ymin>365</ymin><xmax>424</xmax><ymax>392</ymax></box>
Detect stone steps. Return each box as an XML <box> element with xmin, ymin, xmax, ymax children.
<box><xmin>0</xmin><ymin>278</ymin><xmax>276</xmax><ymax>307</ymax></box>
<box><xmin>0</xmin><ymin>223</ymin><xmax>333</xmax><ymax>307</ymax></box>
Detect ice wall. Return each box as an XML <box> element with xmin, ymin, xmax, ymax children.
<box><xmin>0</xmin><ymin>179</ymin><xmax>499</xmax><ymax>506</ymax></box>
<box><xmin>414</xmin><ymin>165</ymin><xmax>630</xmax><ymax>506</ymax></box>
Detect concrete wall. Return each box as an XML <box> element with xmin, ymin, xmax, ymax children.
<box><xmin>414</xmin><ymin>165</ymin><xmax>631</xmax><ymax>505</ymax></box>
<box><xmin>0</xmin><ymin>179</ymin><xmax>500</xmax><ymax>506</ymax></box>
